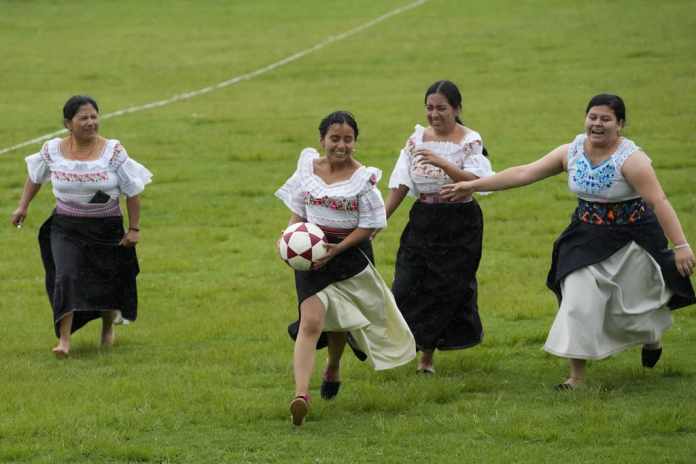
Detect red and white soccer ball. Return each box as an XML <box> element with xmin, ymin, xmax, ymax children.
<box><xmin>278</xmin><ymin>222</ymin><xmax>328</xmax><ymax>271</ymax></box>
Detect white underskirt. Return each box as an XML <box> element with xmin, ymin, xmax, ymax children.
<box><xmin>317</xmin><ymin>265</ymin><xmax>416</xmax><ymax>370</ymax></box>
<box><xmin>544</xmin><ymin>241</ymin><xmax>672</xmax><ymax>360</ymax></box>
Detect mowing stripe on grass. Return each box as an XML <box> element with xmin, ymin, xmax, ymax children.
<box><xmin>0</xmin><ymin>0</ymin><xmax>428</xmax><ymax>156</ymax></box>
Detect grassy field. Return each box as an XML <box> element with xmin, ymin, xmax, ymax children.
<box><xmin>1</xmin><ymin>0</ymin><xmax>696</xmax><ymax>462</ymax></box>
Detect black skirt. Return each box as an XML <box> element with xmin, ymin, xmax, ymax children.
<box><xmin>287</xmin><ymin>238</ymin><xmax>373</xmax><ymax>361</ymax></box>
<box><xmin>392</xmin><ymin>200</ymin><xmax>484</xmax><ymax>351</ymax></box>
<box><xmin>38</xmin><ymin>213</ymin><xmax>140</xmax><ymax>337</ymax></box>
<box><xmin>547</xmin><ymin>207</ymin><xmax>696</xmax><ymax>310</ymax></box>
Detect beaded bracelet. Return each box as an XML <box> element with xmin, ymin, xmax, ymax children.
<box><xmin>674</xmin><ymin>243</ymin><xmax>690</xmax><ymax>250</ymax></box>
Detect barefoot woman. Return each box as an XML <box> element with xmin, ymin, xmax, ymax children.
<box><xmin>11</xmin><ymin>95</ymin><xmax>152</xmax><ymax>357</ymax></box>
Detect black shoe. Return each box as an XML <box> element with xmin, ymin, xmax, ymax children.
<box><xmin>641</xmin><ymin>346</ymin><xmax>662</xmax><ymax>368</ymax></box>
<box><xmin>320</xmin><ymin>380</ymin><xmax>341</xmax><ymax>400</ymax></box>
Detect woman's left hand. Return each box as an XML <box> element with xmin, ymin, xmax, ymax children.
<box><xmin>675</xmin><ymin>246</ymin><xmax>695</xmax><ymax>277</ymax></box>
<box><xmin>312</xmin><ymin>243</ymin><xmax>340</xmax><ymax>270</ymax></box>
<box><xmin>414</xmin><ymin>148</ymin><xmax>446</xmax><ymax>169</ymax></box>
<box><xmin>441</xmin><ymin>181</ymin><xmax>475</xmax><ymax>201</ymax></box>
<box><xmin>119</xmin><ymin>229</ymin><xmax>140</xmax><ymax>247</ymax></box>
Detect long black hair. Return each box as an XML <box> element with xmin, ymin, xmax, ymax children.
<box><xmin>424</xmin><ymin>80</ymin><xmax>488</xmax><ymax>157</ymax></box>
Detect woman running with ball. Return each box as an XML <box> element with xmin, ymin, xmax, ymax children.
<box><xmin>275</xmin><ymin>111</ymin><xmax>415</xmax><ymax>426</ymax></box>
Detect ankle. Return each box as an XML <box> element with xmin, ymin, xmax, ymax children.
<box><xmin>324</xmin><ymin>365</ymin><xmax>340</xmax><ymax>381</ymax></box>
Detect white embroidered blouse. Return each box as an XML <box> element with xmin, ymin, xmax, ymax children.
<box><xmin>388</xmin><ymin>124</ymin><xmax>494</xmax><ymax>197</ymax></box>
<box><xmin>275</xmin><ymin>148</ymin><xmax>387</xmax><ymax>230</ymax></box>
<box><xmin>567</xmin><ymin>134</ymin><xmax>642</xmax><ymax>202</ymax></box>
<box><xmin>25</xmin><ymin>138</ymin><xmax>153</xmax><ymax>203</ymax></box>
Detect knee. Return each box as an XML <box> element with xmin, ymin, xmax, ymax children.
<box><xmin>299</xmin><ymin>315</ymin><xmax>323</xmax><ymax>338</ymax></box>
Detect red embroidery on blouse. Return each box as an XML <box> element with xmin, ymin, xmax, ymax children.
<box><xmin>304</xmin><ymin>192</ymin><xmax>359</xmax><ymax>211</ymax></box>
<box><xmin>52</xmin><ymin>171</ymin><xmax>109</xmax><ymax>183</ymax></box>
<box><xmin>40</xmin><ymin>144</ymin><xmax>52</xmax><ymax>163</ymax></box>
<box><xmin>109</xmin><ymin>143</ymin><xmax>127</xmax><ymax>169</ymax></box>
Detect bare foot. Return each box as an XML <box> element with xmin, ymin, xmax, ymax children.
<box><xmin>417</xmin><ymin>351</ymin><xmax>435</xmax><ymax>374</ymax></box>
<box><xmin>52</xmin><ymin>345</ymin><xmax>69</xmax><ymax>358</ymax></box>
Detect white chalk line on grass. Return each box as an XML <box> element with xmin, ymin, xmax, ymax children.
<box><xmin>0</xmin><ymin>0</ymin><xmax>428</xmax><ymax>156</ymax></box>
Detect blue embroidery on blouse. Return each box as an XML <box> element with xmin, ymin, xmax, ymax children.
<box><xmin>572</xmin><ymin>156</ymin><xmax>615</xmax><ymax>194</ymax></box>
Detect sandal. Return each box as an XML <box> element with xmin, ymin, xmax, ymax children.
<box><xmin>290</xmin><ymin>394</ymin><xmax>310</xmax><ymax>426</ymax></box>
<box><xmin>416</xmin><ymin>365</ymin><xmax>435</xmax><ymax>375</ymax></box>
<box><xmin>554</xmin><ymin>377</ymin><xmax>583</xmax><ymax>391</ymax></box>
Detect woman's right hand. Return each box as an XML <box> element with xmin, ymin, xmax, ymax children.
<box><xmin>10</xmin><ymin>206</ymin><xmax>27</xmax><ymax>227</ymax></box>
<box><xmin>675</xmin><ymin>246</ymin><xmax>695</xmax><ymax>277</ymax></box>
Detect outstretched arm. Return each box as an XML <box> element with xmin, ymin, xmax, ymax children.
<box><xmin>11</xmin><ymin>178</ymin><xmax>42</xmax><ymax>226</ymax></box>
<box><xmin>622</xmin><ymin>151</ymin><xmax>694</xmax><ymax>277</ymax></box>
<box><xmin>440</xmin><ymin>144</ymin><xmax>568</xmax><ymax>200</ymax></box>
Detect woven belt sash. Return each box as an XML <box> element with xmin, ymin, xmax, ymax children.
<box><xmin>575</xmin><ymin>197</ymin><xmax>649</xmax><ymax>225</ymax></box>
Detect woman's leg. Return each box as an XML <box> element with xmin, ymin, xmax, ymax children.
<box><xmin>53</xmin><ymin>312</ymin><xmax>73</xmax><ymax>357</ymax></box>
<box><xmin>325</xmin><ymin>332</ymin><xmax>347</xmax><ymax>380</ymax></box>
<box><xmin>101</xmin><ymin>310</ymin><xmax>117</xmax><ymax>347</ymax></box>
<box><xmin>418</xmin><ymin>349</ymin><xmax>435</xmax><ymax>373</ymax></box>
<box><xmin>293</xmin><ymin>295</ymin><xmax>326</xmax><ymax>397</ymax></box>
<box><xmin>565</xmin><ymin>358</ymin><xmax>586</xmax><ymax>386</ymax></box>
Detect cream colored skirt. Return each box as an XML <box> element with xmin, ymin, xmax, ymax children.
<box><xmin>317</xmin><ymin>264</ymin><xmax>416</xmax><ymax>370</ymax></box>
<box><xmin>544</xmin><ymin>242</ymin><xmax>673</xmax><ymax>360</ymax></box>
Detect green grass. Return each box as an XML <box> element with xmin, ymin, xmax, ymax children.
<box><xmin>1</xmin><ymin>0</ymin><xmax>696</xmax><ymax>462</ymax></box>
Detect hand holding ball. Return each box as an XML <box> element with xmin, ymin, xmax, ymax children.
<box><xmin>278</xmin><ymin>222</ymin><xmax>328</xmax><ymax>271</ymax></box>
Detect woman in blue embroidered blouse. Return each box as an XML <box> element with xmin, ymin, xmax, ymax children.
<box><xmin>441</xmin><ymin>94</ymin><xmax>695</xmax><ymax>389</ymax></box>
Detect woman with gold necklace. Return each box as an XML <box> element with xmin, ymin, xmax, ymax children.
<box><xmin>11</xmin><ymin>95</ymin><xmax>152</xmax><ymax>357</ymax></box>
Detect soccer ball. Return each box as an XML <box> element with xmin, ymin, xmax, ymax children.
<box><xmin>278</xmin><ymin>222</ymin><xmax>328</xmax><ymax>271</ymax></box>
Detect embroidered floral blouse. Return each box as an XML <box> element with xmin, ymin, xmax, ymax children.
<box><xmin>25</xmin><ymin>138</ymin><xmax>152</xmax><ymax>203</ymax></box>
<box><xmin>567</xmin><ymin>134</ymin><xmax>642</xmax><ymax>202</ymax></box>
<box><xmin>388</xmin><ymin>124</ymin><xmax>494</xmax><ymax>196</ymax></box>
<box><xmin>275</xmin><ymin>148</ymin><xmax>387</xmax><ymax>230</ymax></box>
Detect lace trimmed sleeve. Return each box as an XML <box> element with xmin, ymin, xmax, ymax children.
<box><xmin>275</xmin><ymin>148</ymin><xmax>318</xmax><ymax>218</ymax></box>
<box><xmin>461</xmin><ymin>135</ymin><xmax>494</xmax><ymax>179</ymax></box>
<box><xmin>388</xmin><ymin>146</ymin><xmax>415</xmax><ymax>193</ymax></box>
<box><xmin>112</xmin><ymin>143</ymin><xmax>153</xmax><ymax>197</ymax></box>
<box><xmin>358</xmin><ymin>168</ymin><xmax>387</xmax><ymax>229</ymax></box>
<box><xmin>388</xmin><ymin>126</ymin><xmax>424</xmax><ymax>196</ymax></box>
<box><xmin>24</xmin><ymin>141</ymin><xmax>52</xmax><ymax>184</ymax></box>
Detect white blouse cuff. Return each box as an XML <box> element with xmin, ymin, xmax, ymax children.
<box><xmin>25</xmin><ymin>153</ymin><xmax>50</xmax><ymax>184</ymax></box>
<box><xmin>274</xmin><ymin>190</ymin><xmax>306</xmax><ymax>218</ymax></box>
<box><xmin>117</xmin><ymin>158</ymin><xmax>153</xmax><ymax>197</ymax></box>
